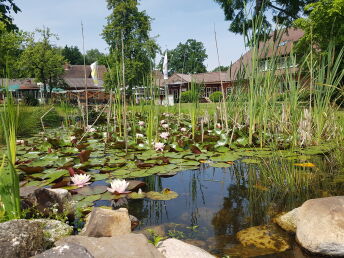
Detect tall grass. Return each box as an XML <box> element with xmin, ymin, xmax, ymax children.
<box><xmin>0</xmin><ymin>92</ymin><xmax>20</xmax><ymax>221</ymax></box>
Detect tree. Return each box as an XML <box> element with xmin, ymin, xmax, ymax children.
<box><xmin>0</xmin><ymin>0</ymin><xmax>21</xmax><ymax>31</ymax></box>
<box><xmin>212</xmin><ymin>65</ymin><xmax>229</xmax><ymax>72</ymax></box>
<box><xmin>61</xmin><ymin>45</ymin><xmax>83</xmax><ymax>65</ymax></box>
<box><xmin>294</xmin><ymin>0</ymin><xmax>344</xmax><ymax>53</ymax></box>
<box><xmin>0</xmin><ymin>21</ymin><xmax>26</xmax><ymax>78</ymax></box>
<box><xmin>85</xmin><ymin>49</ymin><xmax>106</xmax><ymax>65</ymax></box>
<box><xmin>214</xmin><ymin>0</ymin><xmax>316</xmax><ymax>35</ymax></box>
<box><xmin>160</xmin><ymin>39</ymin><xmax>208</xmax><ymax>75</ymax></box>
<box><xmin>19</xmin><ymin>28</ymin><xmax>65</xmax><ymax>98</ymax></box>
<box><xmin>102</xmin><ymin>0</ymin><xmax>159</xmax><ymax>90</ymax></box>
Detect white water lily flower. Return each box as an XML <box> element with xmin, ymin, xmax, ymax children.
<box><xmin>162</xmin><ymin>123</ymin><xmax>169</xmax><ymax>129</ymax></box>
<box><xmin>107</xmin><ymin>179</ymin><xmax>130</xmax><ymax>194</ymax></box>
<box><xmin>160</xmin><ymin>120</ymin><xmax>166</xmax><ymax>125</ymax></box>
<box><xmin>86</xmin><ymin>125</ymin><xmax>96</xmax><ymax>133</ymax></box>
<box><xmin>180</xmin><ymin>128</ymin><xmax>187</xmax><ymax>132</ymax></box>
<box><xmin>138</xmin><ymin>121</ymin><xmax>145</xmax><ymax>126</ymax></box>
<box><xmin>136</xmin><ymin>133</ymin><xmax>144</xmax><ymax>138</ymax></box>
<box><xmin>160</xmin><ymin>132</ymin><xmax>169</xmax><ymax>139</ymax></box>
<box><xmin>154</xmin><ymin>142</ymin><xmax>165</xmax><ymax>151</ymax></box>
<box><xmin>138</xmin><ymin>188</ymin><xmax>143</xmax><ymax>194</ymax></box>
<box><xmin>216</xmin><ymin>123</ymin><xmax>222</xmax><ymax>129</ymax></box>
<box><xmin>70</xmin><ymin>136</ymin><xmax>76</xmax><ymax>141</ymax></box>
<box><xmin>16</xmin><ymin>140</ymin><xmax>25</xmax><ymax>145</ymax></box>
<box><xmin>71</xmin><ymin>174</ymin><xmax>91</xmax><ymax>188</ymax></box>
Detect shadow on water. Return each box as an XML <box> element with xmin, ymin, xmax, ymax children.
<box><xmin>109</xmin><ymin>158</ymin><xmax>343</xmax><ymax>257</ymax></box>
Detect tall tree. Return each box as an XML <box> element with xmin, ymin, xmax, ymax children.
<box><xmin>212</xmin><ymin>65</ymin><xmax>229</xmax><ymax>72</ymax></box>
<box><xmin>102</xmin><ymin>0</ymin><xmax>159</xmax><ymax>90</ymax></box>
<box><xmin>19</xmin><ymin>28</ymin><xmax>65</xmax><ymax>98</ymax></box>
<box><xmin>85</xmin><ymin>49</ymin><xmax>106</xmax><ymax>65</ymax></box>
<box><xmin>0</xmin><ymin>21</ymin><xmax>25</xmax><ymax>78</ymax></box>
<box><xmin>61</xmin><ymin>45</ymin><xmax>83</xmax><ymax>65</ymax></box>
<box><xmin>0</xmin><ymin>0</ymin><xmax>21</xmax><ymax>31</ymax></box>
<box><xmin>214</xmin><ymin>0</ymin><xmax>316</xmax><ymax>35</ymax></box>
<box><xmin>160</xmin><ymin>39</ymin><xmax>208</xmax><ymax>75</ymax></box>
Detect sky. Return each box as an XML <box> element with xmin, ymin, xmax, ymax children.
<box><xmin>13</xmin><ymin>0</ymin><xmax>247</xmax><ymax>71</ymax></box>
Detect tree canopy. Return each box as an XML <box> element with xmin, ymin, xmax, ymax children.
<box><xmin>61</xmin><ymin>45</ymin><xmax>83</xmax><ymax>65</ymax></box>
<box><xmin>19</xmin><ymin>28</ymin><xmax>65</xmax><ymax>97</ymax></box>
<box><xmin>102</xmin><ymin>0</ymin><xmax>159</xmax><ymax>89</ymax></box>
<box><xmin>214</xmin><ymin>0</ymin><xmax>316</xmax><ymax>35</ymax></box>
<box><xmin>86</xmin><ymin>49</ymin><xmax>106</xmax><ymax>65</ymax></box>
<box><xmin>0</xmin><ymin>0</ymin><xmax>21</xmax><ymax>31</ymax></box>
<box><xmin>160</xmin><ymin>39</ymin><xmax>208</xmax><ymax>75</ymax></box>
<box><xmin>212</xmin><ymin>65</ymin><xmax>229</xmax><ymax>72</ymax></box>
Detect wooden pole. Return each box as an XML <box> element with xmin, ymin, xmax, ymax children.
<box><xmin>121</xmin><ymin>31</ymin><xmax>128</xmax><ymax>153</ymax></box>
<box><xmin>81</xmin><ymin>21</ymin><xmax>88</xmax><ymax>127</ymax></box>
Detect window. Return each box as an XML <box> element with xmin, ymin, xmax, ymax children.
<box><xmin>204</xmin><ymin>86</ymin><xmax>220</xmax><ymax>97</ymax></box>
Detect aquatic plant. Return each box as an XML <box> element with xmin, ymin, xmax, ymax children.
<box><xmin>107</xmin><ymin>179</ymin><xmax>130</xmax><ymax>194</ymax></box>
<box><xmin>71</xmin><ymin>174</ymin><xmax>92</xmax><ymax>188</ymax></box>
<box><xmin>154</xmin><ymin>142</ymin><xmax>165</xmax><ymax>151</ymax></box>
<box><xmin>160</xmin><ymin>132</ymin><xmax>169</xmax><ymax>139</ymax></box>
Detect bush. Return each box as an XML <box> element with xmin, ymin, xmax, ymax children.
<box><xmin>23</xmin><ymin>95</ymin><xmax>39</xmax><ymax>106</ymax></box>
<box><xmin>180</xmin><ymin>91</ymin><xmax>193</xmax><ymax>103</ymax></box>
<box><xmin>209</xmin><ymin>91</ymin><xmax>223</xmax><ymax>102</ymax></box>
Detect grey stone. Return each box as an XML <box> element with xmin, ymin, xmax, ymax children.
<box><xmin>157</xmin><ymin>238</ymin><xmax>215</xmax><ymax>258</ymax></box>
<box><xmin>32</xmin><ymin>243</ymin><xmax>94</xmax><ymax>258</ymax></box>
<box><xmin>0</xmin><ymin>219</ymin><xmax>45</xmax><ymax>258</ymax></box>
<box><xmin>80</xmin><ymin>207</ymin><xmax>131</xmax><ymax>237</ymax></box>
<box><xmin>275</xmin><ymin>208</ymin><xmax>299</xmax><ymax>233</ymax></box>
<box><xmin>56</xmin><ymin>233</ymin><xmax>164</xmax><ymax>258</ymax></box>
<box><xmin>296</xmin><ymin>196</ymin><xmax>344</xmax><ymax>256</ymax></box>
<box><xmin>33</xmin><ymin>219</ymin><xmax>73</xmax><ymax>244</ymax></box>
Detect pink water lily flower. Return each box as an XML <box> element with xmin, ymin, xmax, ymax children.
<box><xmin>162</xmin><ymin>123</ymin><xmax>169</xmax><ymax>129</ymax></box>
<box><xmin>71</xmin><ymin>174</ymin><xmax>91</xmax><ymax>188</ymax></box>
<box><xmin>160</xmin><ymin>132</ymin><xmax>169</xmax><ymax>139</ymax></box>
<box><xmin>180</xmin><ymin>127</ymin><xmax>187</xmax><ymax>132</ymax></box>
<box><xmin>138</xmin><ymin>121</ymin><xmax>145</xmax><ymax>126</ymax></box>
<box><xmin>154</xmin><ymin>142</ymin><xmax>165</xmax><ymax>151</ymax></box>
<box><xmin>107</xmin><ymin>179</ymin><xmax>130</xmax><ymax>194</ymax></box>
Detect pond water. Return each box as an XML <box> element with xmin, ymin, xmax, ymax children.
<box><xmin>93</xmin><ymin>159</ymin><xmax>342</xmax><ymax>257</ymax></box>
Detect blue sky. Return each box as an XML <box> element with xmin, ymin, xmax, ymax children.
<box><xmin>13</xmin><ymin>0</ymin><xmax>247</xmax><ymax>70</ymax></box>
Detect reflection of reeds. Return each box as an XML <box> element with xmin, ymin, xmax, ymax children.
<box><xmin>0</xmin><ymin>92</ymin><xmax>21</xmax><ymax>221</ymax></box>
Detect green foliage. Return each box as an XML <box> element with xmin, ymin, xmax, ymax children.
<box><xmin>102</xmin><ymin>0</ymin><xmax>160</xmax><ymax>90</ymax></box>
<box><xmin>212</xmin><ymin>65</ymin><xmax>229</xmax><ymax>72</ymax></box>
<box><xmin>23</xmin><ymin>94</ymin><xmax>39</xmax><ymax>106</ymax></box>
<box><xmin>209</xmin><ymin>91</ymin><xmax>223</xmax><ymax>102</ymax></box>
<box><xmin>159</xmin><ymin>39</ymin><xmax>208</xmax><ymax>74</ymax></box>
<box><xmin>19</xmin><ymin>27</ymin><xmax>65</xmax><ymax>97</ymax></box>
<box><xmin>214</xmin><ymin>0</ymin><xmax>316</xmax><ymax>36</ymax></box>
<box><xmin>294</xmin><ymin>0</ymin><xmax>344</xmax><ymax>53</ymax></box>
<box><xmin>86</xmin><ymin>49</ymin><xmax>106</xmax><ymax>65</ymax></box>
<box><xmin>180</xmin><ymin>91</ymin><xmax>193</xmax><ymax>103</ymax></box>
<box><xmin>61</xmin><ymin>45</ymin><xmax>83</xmax><ymax>65</ymax></box>
<box><xmin>0</xmin><ymin>0</ymin><xmax>21</xmax><ymax>31</ymax></box>
<box><xmin>0</xmin><ymin>21</ymin><xmax>26</xmax><ymax>78</ymax></box>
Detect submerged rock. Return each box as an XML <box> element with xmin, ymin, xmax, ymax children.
<box><xmin>0</xmin><ymin>219</ymin><xmax>45</xmax><ymax>258</ymax></box>
<box><xmin>80</xmin><ymin>207</ymin><xmax>131</xmax><ymax>237</ymax></box>
<box><xmin>32</xmin><ymin>243</ymin><xmax>94</xmax><ymax>258</ymax></box>
<box><xmin>275</xmin><ymin>208</ymin><xmax>299</xmax><ymax>233</ymax></box>
<box><xmin>296</xmin><ymin>196</ymin><xmax>344</xmax><ymax>256</ymax></box>
<box><xmin>236</xmin><ymin>224</ymin><xmax>290</xmax><ymax>253</ymax></box>
<box><xmin>157</xmin><ymin>238</ymin><xmax>215</xmax><ymax>258</ymax></box>
<box><xmin>56</xmin><ymin>233</ymin><xmax>164</xmax><ymax>258</ymax></box>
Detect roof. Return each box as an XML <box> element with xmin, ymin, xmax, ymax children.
<box><xmin>228</xmin><ymin>28</ymin><xmax>304</xmax><ymax>81</ymax></box>
<box><xmin>0</xmin><ymin>78</ymin><xmax>40</xmax><ymax>91</ymax></box>
<box><xmin>64</xmin><ymin>78</ymin><xmax>104</xmax><ymax>90</ymax></box>
<box><xmin>167</xmin><ymin>72</ymin><xmax>228</xmax><ymax>86</ymax></box>
<box><xmin>63</xmin><ymin>64</ymin><xmax>107</xmax><ymax>80</ymax></box>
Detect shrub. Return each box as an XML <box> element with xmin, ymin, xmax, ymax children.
<box><xmin>209</xmin><ymin>91</ymin><xmax>223</xmax><ymax>102</ymax></box>
<box><xmin>180</xmin><ymin>91</ymin><xmax>193</xmax><ymax>103</ymax></box>
<box><xmin>23</xmin><ymin>95</ymin><xmax>39</xmax><ymax>106</ymax></box>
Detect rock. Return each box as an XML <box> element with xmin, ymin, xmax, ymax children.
<box><xmin>275</xmin><ymin>208</ymin><xmax>299</xmax><ymax>233</ymax></box>
<box><xmin>56</xmin><ymin>233</ymin><xmax>164</xmax><ymax>258</ymax></box>
<box><xmin>20</xmin><ymin>185</ymin><xmax>40</xmax><ymax>198</ymax></box>
<box><xmin>22</xmin><ymin>188</ymin><xmax>74</xmax><ymax>216</ymax></box>
<box><xmin>80</xmin><ymin>207</ymin><xmax>131</xmax><ymax>237</ymax></box>
<box><xmin>296</xmin><ymin>196</ymin><xmax>344</xmax><ymax>256</ymax></box>
<box><xmin>32</xmin><ymin>243</ymin><xmax>94</xmax><ymax>258</ymax></box>
<box><xmin>0</xmin><ymin>219</ymin><xmax>45</xmax><ymax>258</ymax></box>
<box><xmin>183</xmin><ymin>239</ymin><xmax>207</xmax><ymax>249</ymax></box>
<box><xmin>129</xmin><ymin>214</ymin><xmax>140</xmax><ymax>230</ymax></box>
<box><xmin>137</xmin><ymin>225</ymin><xmax>166</xmax><ymax>239</ymax></box>
<box><xmin>33</xmin><ymin>219</ymin><xmax>73</xmax><ymax>244</ymax></box>
<box><xmin>236</xmin><ymin>224</ymin><xmax>290</xmax><ymax>253</ymax></box>
<box><xmin>157</xmin><ymin>238</ymin><xmax>215</xmax><ymax>258</ymax></box>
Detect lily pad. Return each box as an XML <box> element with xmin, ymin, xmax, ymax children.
<box><xmin>210</xmin><ymin>162</ymin><xmax>232</xmax><ymax>168</ymax></box>
<box><xmin>146</xmin><ymin>188</ymin><xmax>179</xmax><ymax>200</ymax></box>
<box><xmin>76</xmin><ymin>185</ymin><xmax>108</xmax><ymax>196</ymax></box>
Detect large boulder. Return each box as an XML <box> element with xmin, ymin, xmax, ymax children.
<box><xmin>157</xmin><ymin>238</ymin><xmax>215</xmax><ymax>258</ymax></box>
<box><xmin>275</xmin><ymin>208</ymin><xmax>299</xmax><ymax>233</ymax></box>
<box><xmin>0</xmin><ymin>219</ymin><xmax>45</xmax><ymax>258</ymax></box>
<box><xmin>33</xmin><ymin>219</ymin><xmax>73</xmax><ymax>244</ymax></box>
<box><xmin>56</xmin><ymin>233</ymin><xmax>164</xmax><ymax>258</ymax></box>
<box><xmin>32</xmin><ymin>243</ymin><xmax>94</xmax><ymax>258</ymax></box>
<box><xmin>296</xmin><ymin>196</ymin><xmax>344</xmax><ymax>256</ymax></box>
<box><xmin>21</xmin><ymin>187</ymin><xmax>74</xmax><ymax>216</ymax></box>
<box><xmin>80</xmin><ymin>207</ymin><xmax>131</xmax><ymax>237</ymax></box>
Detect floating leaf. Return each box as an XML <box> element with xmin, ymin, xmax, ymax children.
<box><xmin>294</xmin><ymin>162</ymin><xmax>316</xmax><ymax>167</ymax></box>
<box><xmin>128</xmin><ymin>192</ymin><xmax>146</xmax><ymax>199</ymax></box>
<box><xmin>76</xmin><ymin>185</ymin><xmax>108</xmax><ymax>196</ymax></box>
<box><xmin>210</xmin><ymin>162</ymin><xmax>232</xmax><ymax>168</ymax></box>
<box><xmin>146</xmin><ymin>188</ymin><xmax>179</xmax><ymax>200</ymax></box>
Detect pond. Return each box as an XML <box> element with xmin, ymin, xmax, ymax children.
<box><xmin>92</xmin><ymin>158</ymin><xmax>342</xmax><ymax>257</ymax></box>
